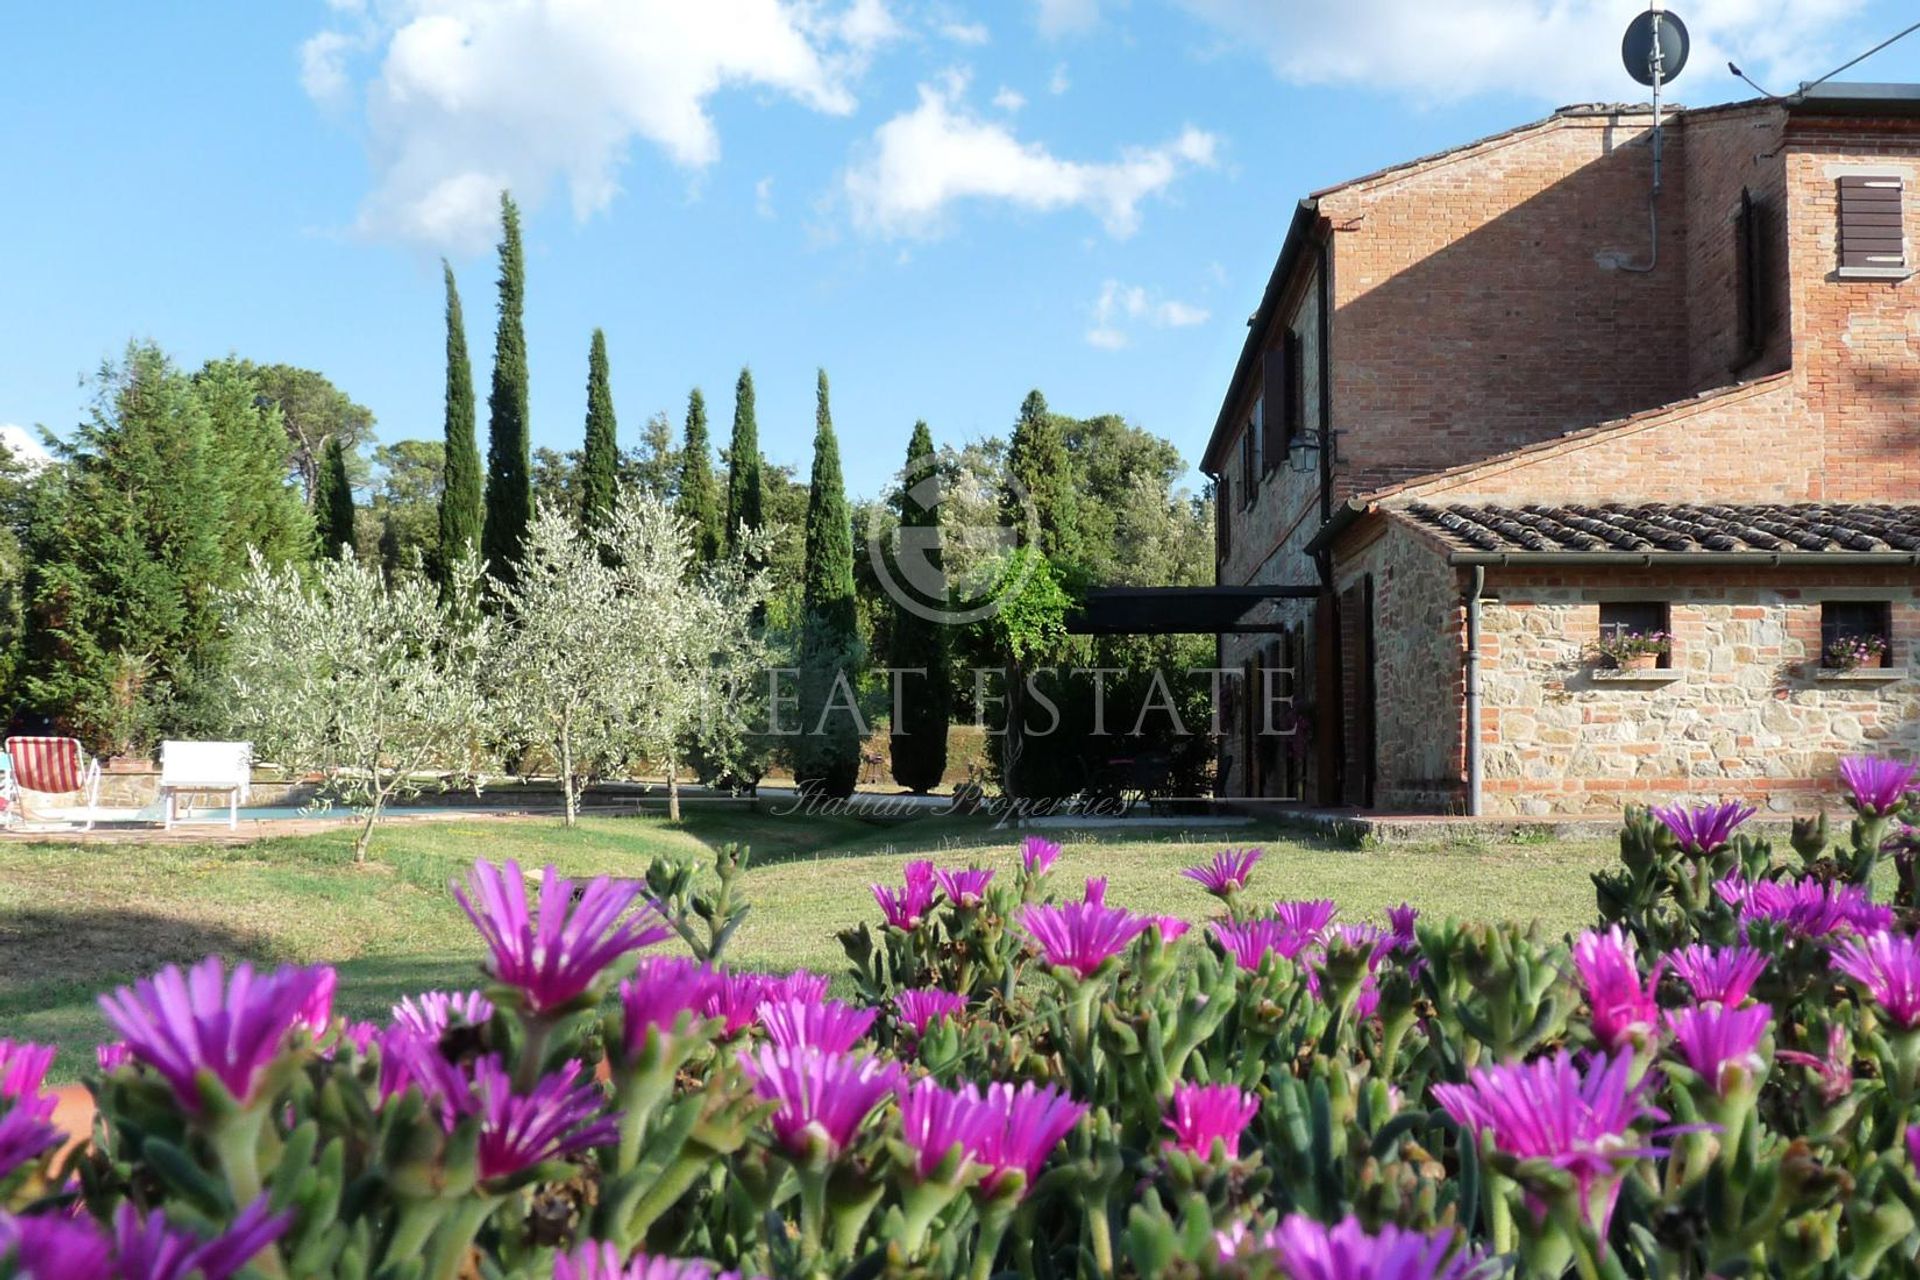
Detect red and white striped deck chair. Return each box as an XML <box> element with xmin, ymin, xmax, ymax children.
<box><xmin>3</xmin><ymin>737</ymin><xmax>101</xmax><ymax>831</ymax></box>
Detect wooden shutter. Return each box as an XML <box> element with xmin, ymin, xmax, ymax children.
<box><xmin>1735</xmin><ymin>188</ymin><xmax>1768</xmax><ymax>363</ymax></box>
<box><xmin>1261</xmin><ymin>348</ymin><xmax>1286</xmax><ymax>471</ymax></box>
<box><xmin>1284</xmin><ymin>331</ymin><xmax>1305</xmax><ymax>443</ymax></box>
<box><xmin>1216</xmin><ymin>475</ymin><xmax>1231</xmax><ymax>562</ymax></box>
<box><xmin>1240</xmin><ymin>429</ymin><xmax>1255</xmax><ymax>501</ymax></box>
<box><xmin>1838</xmin><ymin>175</ymin><xmax>1906</xmax><ymax>272</ymax></box>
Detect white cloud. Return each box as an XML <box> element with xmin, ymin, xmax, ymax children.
<box><xmin>1171</xmin><ymin>0</ymin><xmax>1868</xmax><ymax>104</ymax></box>
<box><xmin>938</xmin><ymin>20</ymin><xmax>991</xmax><ymax>45</ymax></box>
<box><xmin>1047</xmin><ymin>61</ymin><xmax>1071</xmax><ymax>95</ymax></box>
<box><xmin>1085</xmin><ymin>279</ymin><xmax>1211</xmax><ymax>348</ymax></box>
<box><xmin>0</xmin><ymin>425</ymin><xmax>51</xmax><ymax>472</ymax></box>
<box><xmin>991</xmin><ymin>86</ymin><xmax>1026</xmax><ymax>112</ymax></box>
<box><xmin>1034</xmin><ymin>0</ymin><xmax>1102</xmax><ymax>37</ymax></box>
<box><xmin>756</xmin><ymin>175</ymin><xmax>777</xmax><ymax>218</ymax></box>
<box><xmin>304</xmin><ymin>0</ymin><xmax>902</xmax><ymax>251</ymax></box>
<box><xmin>844</xmin><ymin>72</ymin><xmax>1217</xmax><ymax>239</ymax></box>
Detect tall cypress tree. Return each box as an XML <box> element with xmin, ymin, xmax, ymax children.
<box><xmin>580</xmin><ymin>328</ymin><xmax>618</xmax><ymax>530</ymax></box>
<box><xmin>482</xmin><ymin>191</ymin><xmax>532</xmax><ymax>582</ymax></box>
<box><xmin>795</xmin><ymin>369</ymin><xmax>862</xmax><ymax>797</ymax></box>
<box><xmin>724</xmin><ymin>367</ymin><xmax>764</xmax><ymax>559</ymax></box>
<box><xmin>1004</xmin><ymin>388</ymin><xmax>1079</xmax><ymax>563</ymax></box>
<box><xmin>888</xmin><ymin>421</ymin><xmax>951</xmax><ymax>793</ymax></box>
<box><xmin>315</xmin><ymin>435</ymin><xmax>356</xmax><ymax>559</ymax></box>
<box><xmin>438</xmin><ymin>261</ymin><xmax>482</xmax><ymax>582</ymax></box>
<box><xmin>674</xmin><ymin>388</ymin><xmax>722</xmax><ymax>562</ymax></box>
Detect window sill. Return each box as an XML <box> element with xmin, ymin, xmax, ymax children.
<box><xmin>1589</xmin><ymin>668</ymin><xmax>1683</xmax><ymax>685</ymax></box>
<box><xmin>1814</xmin><ymin>666</ymin><xmax>1906</xmax><ymax>683</ymax></box>
<box><xmin>1835</xmin><ymin>266</ymin><xmax>1913</xmax><ymax>281</ymax></box>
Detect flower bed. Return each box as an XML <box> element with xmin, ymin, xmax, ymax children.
<box><xmin>3</xmin><ymin>759</ymin><xmax>1920</xmax><ymax>1277</ymax></box>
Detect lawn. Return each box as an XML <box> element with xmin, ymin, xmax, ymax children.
<box><xmin>0</xmin><ymin>808</ymin><xmax>1617</xmax><ymax>1078</ymax></box>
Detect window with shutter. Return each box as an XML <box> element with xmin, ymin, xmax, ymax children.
<box><xmin>1284</xmin><ymin>331</ymin><xmax>1305</xmax><ymax>443</ymax></box>
<box><xmin>1216</xmin><ymin>475</ymin><xmax>1231</xmax><ymax>561</ymax></box>
<box><xmin>1837</xmin><ymin>175</ymin><xmax>1908</xmax><ymax>277</ymax></box>
<box><xmin>1734</xmin><ymin>188</ymin><xmax>1770</xmax><ymax>365</ymax></box>
<box><xmin>1261</xmin><ymin>348</ymin><xmax>1286</xmax><ymax>471</ymax></box>
<box><xmin>1240</xmin><ymin>429</ymin><xmax>1255</xmax><ymax>505</ymax></box>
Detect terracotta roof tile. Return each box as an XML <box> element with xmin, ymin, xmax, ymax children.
<box><xmin>1400</xmin><ymin>502</ymin><xmax>1920</xmax><ymax>556</ymax></box>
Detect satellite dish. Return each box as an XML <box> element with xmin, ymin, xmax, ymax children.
<box><xmin>1622</xmin><ymin>9</ymin><xmax>1689</xmax><ymax>86</ymax></box>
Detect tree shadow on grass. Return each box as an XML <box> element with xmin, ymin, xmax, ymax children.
<box><xmin>0</xmin><ymin>908</ymin><xmax>276</xmax><ymax>1011</ymax></box>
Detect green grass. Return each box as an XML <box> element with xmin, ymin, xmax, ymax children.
<box><xmin>0</xmin><ymin>809</ymin><xmax>1615</xmax><ymax>1078</ymax></box>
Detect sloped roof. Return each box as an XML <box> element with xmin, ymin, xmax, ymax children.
<box><xmin>1402</xmin><ymin>502</ymin><xmax>1920</xmax><ymax>557</ymax></box>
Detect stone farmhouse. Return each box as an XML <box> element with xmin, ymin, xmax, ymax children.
<box><xmin>1203</xmin><ymin>84</ymin><xmax>1920</xmax><ymax>817</ymax></box>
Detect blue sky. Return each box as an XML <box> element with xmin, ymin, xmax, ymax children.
<box><xmin>4</xmin><ymin>1</ymin><xmax>1919</xmax><ymax>496</ymax></box>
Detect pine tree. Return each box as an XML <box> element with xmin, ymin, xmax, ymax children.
<box><xmin>438</xmin><ymin>260</ymin><xmax>482</xmax><ymax>582</ymax></box>
<box><xmin>482</xmin><ymin>191</ymin><xmax>532</xmax><ymax>583</ymax></box>
<box><xmin>316</xmin><ymin>435</ymin><xmax>356</xmax><ymax>559</ymax></box>
<box><xmin>795</xmin><ymin>369</ymin><xmax>862</xmax><ymax>797</ymax></box>
<box><xmin>579</xmin><ymin>328</ymin><xmax>618</xmax><ymax>530</ymax></box>
<box><xmin>674</xmin><ymin>388</ymin><xmax>723</xmax><ymax>562</ymax></box>
<box><xmin>724</xmin><ymin>366</ymin><xmax>764</xmax><ymax>559</ymax></box>
<box><xmin>192</xmin><ymin>358</ymin><xmax>313</xmax><ymax>568</ymax></box>
<box><xmin>888</xmin><ymin>421</ymin><xmax>951</xmax><ymax>793</ymax></box>
<box><xmin>1005</xmin><ymin>388</ymin><xmax>1079</xmax><ymax>563</ymax></box>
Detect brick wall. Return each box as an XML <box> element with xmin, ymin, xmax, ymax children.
<box><xmin>1682</xmin><ymin>106</ymin><xmax>1791</xmax><ymax>388</ymax></box>
<box><xmin>1478</xmin><ymin>565</ymin><xmax>1920</xmax><ymax>816</ymax></box>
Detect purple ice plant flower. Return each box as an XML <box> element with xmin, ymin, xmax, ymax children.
<box><xmin>112</xmin><ymin>1196</ymin><xmax>293</xmax><ymax>1280</ymax></box>
<box><xmin>0</xmin><ymin>1041</ymin><xmax>53</xmax><ymax>1106</ymax></box>
<box><xmin>703</xmin><ymin>971</ymin><xmax>775</xmax><ymax>1038</ymax></box>
<box><xmin>1180</xmin><ymin>848</ymin><xmax>1262</xmax><ymax>898</ymax></box>
<box><xmin>1082</xmin><ymin>877</ymin><xmax>1108</xmax><ymax>906</ymax></box>
<box><xmin>467</xmin><ymin>1056</ymin><xmax>619</xmax><ymax>1183</ymax></box>
<box><xmin>374</xmin><ymin>1024</ymin><xmax>473</xmax><ymax>1120</ymax></box>
<box><xmin>553</xmin><ymin>1242</ymin><xmax>740</xmax><ymax>1280</ymax></box>
<box><xmin>391</xmin><ymin>990</ymin><xmax>495</xmax><ymax>1041</ymax></box>
<box><xmin>1273</xmin><ymin>899</ymin><xmax>1339</xmax><ymax>941</ymax></box>
<box><xmin>298</xmin><ymin>967</ymin><xmax>337</xmax><ymax>1039</ymax></box>
<box><xmin>455</xmin><ymin>860</ymin><xmax>672</xmax><ymax>1015</ymax></box>
<box><xmin>341</xmin><ymin>1021</ymin><xmax>380</xmax><ymax>1055</ymax></box>
<box><xmin>1650</xmin><ymin>801</ymin><xmax>1756</xmax><ymax>855</ymax></box>
<box><xmin>934</xmin><ymin>866</ymin><xmax>995</xmax><ymax>908</ymax></box>
<box><xmin>95</xmin><ymin>1041</ymin><xmax>132</xmax><ymax>1074</ymax></box>
<box><xmin>1909</xmin><ymin>1123</ymin><xmax>1920</xmax><ymax>1169</ymax></box>
<box><xmin>1831</xmin><ymin>930</ymin><xmax>1920</xmax><ymax>1030</ymax></box>
<box><xmin>1433</xmin><ymin>1049</ymin><xmax>1666</xmax><ymax>1238</ymax></box>
<box><xmin>1016</xmin><ymin>901</ymin><xmax>1153</xmax><ymax>979</ymax></box>
<box><xmin>0</xmin><ymin>1083</ymin><xmax>57</xmax><ymax>1182</ymax></box>
<box><xmin>99</xmin><ymin>958</ymin><xmax>331</xmax><ymax>1111</ymax></box>
<box><xmin>894</xmin><ymin>988</ymin><xmax>967</xmax><ymax>1036</ymax></box>
<box><xmin>1388</xmin><ymin>903</ymin><xmax>1419</xmax><ymax>951</ymax></box>
<box><xmin>619</xmin><ymin>957</ymin><xmax>719</xmax><ymax>1053</ymax></box>
<box><xmin>1668</xmin><ymin>944</ymin><xmax>1768</xmax><ymax>1006</ymax></box>
<box><xmin>1714</xmin><ymin>874</ymin><xmax>1893</xmax><ymax>937</ymax></box>
<box><xmin>758</xmin><ymin>999</ymin><xmax>878</xmax><ymax>1054</ymax></box>
<box><xmin>1210</xmin><ymin>919</ymin><xmax>1315</xmax><ymax>969</ymax></box>
<box><xmin>1020</xmin><ymin>836</ymin><xmax>1061</xmax><ymax>878</ymax></box>
<box><xmin>740</xmin><ymin>1045</ymin><xmax>902</xmax><ymax>1160</ymax></box>
<box><xmin>1148</xmin><ymin>915</ymin><xmax>1193</xmax><ymax>942</ymax></box>
<box><xmin>759</xmin><ymin>970</ymin><xmax>831</xmax><ymax>1005</ymax></box>
<box><xmin>1840</xmin><ymin>755</ymin><xmax>1919</xmax><ymax>818</ymax></box>
<box><xmin>0</xmin><ymin>1212</ymin><xmax>112</xmax><ymax>1280</ymax></box>
<box><xmin>1665</xmin><ymin>1004</ymin><xmax>1772</xmax><ymax>1096</ymax></box>
<box><xmin>1572</xmin><ymin>927</ymin><xmax>1661</xmax><ymax>1051</ymax></box>
<box><xmin>969</xmin><ymin>1081</ymin><xmax>1089</xmax><ymax>1198</ymax></box>
<box><xmin>1262</xmin><ymin>1214</ymin><xmax>1481</xmax><ymax>1280</ymax></box>
<box><xmin>1778</xmin><ymin>1025</ymin><xmax>1853</xmax><ymax>1104</ymax></box>
<box><xmin>872</xmin><ymin>860</ymin><xmax>939</xmax><ymax>930</ymax></box>
<box><xmin>897</xmin><ymin>1076</ymin><xmax>995</xmax><ymax>1180</ymax></box>
<box><xmin>1165</xmin><ymin>1083</ymin><xmax>1261</xmax><ymax>1159</ymax></box>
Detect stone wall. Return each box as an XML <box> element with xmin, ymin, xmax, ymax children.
<box><xmin>1478</xmin><ymin>566</ymin><xmax>1920</xmax><ymax>815</ymax></box>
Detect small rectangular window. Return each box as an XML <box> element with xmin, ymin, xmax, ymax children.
<box><xmin>1838</xmin><ymin>175</ymin><xmax>1907</xmax><ymax>276</ymax></box>
<box><xmin>1734</xmin><ymin>188</ymin><xmax>1769</xmax><ymax>365</ymax></box>
<box><xmin>1599</xmin><ymin>602</ymin><xmax>1672</xmax><ymax>668</ymax></box>
<box><xmin>1821</xmin><ymin>600</ymin><xmax>1892</xmax><ymax>669</ymax></box>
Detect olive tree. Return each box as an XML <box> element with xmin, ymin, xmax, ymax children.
<box><xmin>224</xmin><ymin>551</ymin><xmax>492</xmax><ymax>861</ymax></box>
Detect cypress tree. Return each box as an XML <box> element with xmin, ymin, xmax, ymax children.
<box><xmin>724</xmin><ymin>367</ymin><xmax>764</xmax><ymax>559</ymax></box>
<box><xmin>674</xmin><ymin>388</ymin><xmax>723</xmax><ymax>562</ymax></box>
<box><xmin>315</xmin><ymin>435</ymin><xmax>356</xmax><ymax>559</ymax></box>
<box><xmin>888</xmin><ymin>421</ymin><xmax>951</xmax><ymax>793</ymax></box>
<box><xmin>482</xmin><ymin>191</ymin><xmax>532</xmax><ymax>583</ymax></box>
<box><xmin>1004</xmin><ymin>388</ymin><xmax>1079</xmax><ymax>563</ymax></box>
<box><xmin>580</xmin><ymin>328</ymin><xmax>618</xmax><ymax>530</ymax></box>
<box><xmin>438</xmin><ymin>260</ymin><xmax>481</xmax><ymax>581</ymax></box>
<box><xmin>795</xmin><ymin>369</ymin><xmax>862</xmax><ymax>797</ymax></box>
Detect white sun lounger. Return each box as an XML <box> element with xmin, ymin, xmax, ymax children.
<box><xmin>159</xmin><ymin>740</ymin><xmax>252</xmax><ymax>829</ymax></box>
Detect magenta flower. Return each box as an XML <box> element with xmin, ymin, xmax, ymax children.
<box><xmin>1433</xmin><ymin>1050</ymin><xmax>1665</xmax><ymax>1237</ymax></box>
<box><xmin>897</xmin><ymin>1076</ymin><xmax>994</xmax><ymax>1180</ymax></box>
<box><xmin>392</xmin><ymin>990</ymin><xmax>495</xmax><ymax>1041</ymax></box>
<box><xmin>1665</xmin><ymin>1005</ymin><xmax>1771</xmax><ymax>1096</ymax></box>
<box><xmin>1016</xmin><ymin>901</ymin><xmax>1152</xmax><ymax>978</ymax></box>
<box><xmin>894</xmin><ymin>988</ymin><xmax>967</xmax><ymax>1035</ymax></box>
<box><xmin>759</xmin><ymin>999</ymin><xmax>877</xmax><ymax>1054</ymax></box>
<box><xmin>374</xmin><ymin>1025</ymin><xmax>471</xmax><ymax>1118</ymax></box>
<box><xmin>1778</xmin><ymin>1025</ymin><xmax>1853</xmax><ymax>1103</ymax></box>
<box><xmin>1211</xmin><ymin>919</ymin><xmax>1314</xmax><ymax>969</ymax></box>
<box><xmin>0</xmin><ymin>1213</ymin><xmax>112</xmax><ymax>1280</ymax></box>
<box><xmin>969</xmin><ymin>1081</ymin><xmax>1088</xmax><ymax>1198</ymax></box>
<box><xmin>1148</xmin><ymin>915</ymin><xmax>1192</xmax><ymax>942</ymax></box>
<box><xmin>456</xmin><ymin>860</ymin><xmax>671</xmax><ymax>1014</ymax></box>
<box><xmin>1668</xmin><ymin>944</ymin><xmax>1767</xmax><ymax>1006</ymax></box>
<box><xmin>1083</xmin><ymin>877</ymin><xmax>1108</xmax><ymax>906</ymax></box>
<box><xmin>553</xmin><ymin>1242</ymin><xmax>740</xmax><ymax>1280</ymax></box>
<box><xmin>100</xmin><ymin>958</ymin><xmax>329</xmax><ymax>1111</ymax></box>
<box><xmin>112</xmin><ymin>1196</ymin><xmax>292</xmax><ymax>1280</ymax></box>
<box><xmin>703</xmin><ymin>971</ymin><xmax>774</xmax><ymax>1037</ymax></box>
<box><xmin>1180</xmin><ymin>849</ymin><xmax>1261</xmax><ymax>897</ymax></box>
<box><xmin>741</xmin><ymin>1045</ymin><xmax>901</xmax><ymax>1160</ymax></box>
<box><xmin>469</xmin><ymin>1056</ymin><xmax>619</xmax><ymax>1183</ymax></box>
<box><xmin>95</xmin><ymin>1041</ymin><xmax>132</xmax><ymax>1074</ymax></box>
<box><xmin>1832</xmin><ymin>930</ymin><xmax>1920</xmax><ymax>1029</ymax></box>
<box><xmin>1840</xmin><ymin>755</ymin><xmax>1919</xmax><ymax>817</ymax></box>
<box><xmin>935</xmin><ymin>866</ymin><xmax>995</xmax><ymax>908</ymax></box>
<box><xmin>0</xmin><ymin>1101</ymin><xmax>57</xmax><ymax>1183</ymax></box>
<box><xmin>0</xmin><ymin>1041</ymin><xmax>52</xmax><ymax>1105</ymax></box>
<box><xmin>619</xmin><ymin>958</ymin><xmax>718</xmax><ymax>1052</ymax></box>
<box><xmin>872</xmin><ymin>859</ymin><xmax>939</xmax><ymax>930</ymax></box>
<box><xmin>1165</xmin><ymin>1083</ymin><xmax>1260</xmax><ymax>1159</ymax></box>
<box><xmin>341</xmin><ymin>1021</ymin><xmax>380</xmax><ymax>1055</ymax></box>
<box><xmin>1273</xmin><ymin>899</ymin><xmax>1338</xmax><ymax>941</ymax></box>
<box><xmin>1909</xmin><ymin>1123</ymin><xmax>1920</xmax><ymax>1169</ymax></box>
<box><xmin>298</xmin><ymin>967</ymin><xmax>337</xmax><ymax>1039</ymax></box>
<box><xmin>1651</xmin><ymin>801</ymin><xmax>1756</xmax><ymax>855</ymax></box>
<box><xmin>1263</xmin><ymin>1214</ymin><xmax>1480</xmax><ymax>1280</ymax></box>
<box><xmin>1572</xmin><ymin>927</ymin><xmax>1661</xmax><ymax>1051</ymax></box>
<box><xmin>1715</xmin><ymin>875</ymin><xmax>1893</xmax><ymax>936</ymax></box>
<box><xmin>1020</xmin><ymin>836</ymin><xmax>1061</xmax><ymax>878</ymax></box>
<box><xmin>760</xmin><ymin>970</ymin><xmax>830</xmax><ymax>1005</ymax></box>
<box><xmin>1388</xmin><ymin>903</ymin><xmax>1419</xmax><ymax>951</ymax></box>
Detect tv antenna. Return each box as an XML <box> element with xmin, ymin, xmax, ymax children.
<box><xmin>1615</xmin><ymin>4</ymin><xmax>1688</xmax><ymax>273</ymax></box>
